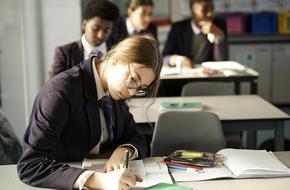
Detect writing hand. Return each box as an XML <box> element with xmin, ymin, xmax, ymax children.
<box><xmin>85</xmin><ymin>168</ymin><xmax>143</xmax><ymax>190</ymax></box>
<box><xmin>104</xmin><ymin>147</ymin><xmax>134</xmax><ymax>172</ymax></box>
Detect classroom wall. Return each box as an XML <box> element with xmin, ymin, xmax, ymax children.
<box><xmin>0</xmin><ymin>0</ymin><xmax>82</xmax><ymax>140</ymax></box>
<box><xmin>40</xmin><ymin>0</ymin><xmax>82</xmax><ymax>79</ymax></box>
<box><xmin>0</xmin><ymin>0</ymin><xmax>28</xmax><ymax>139</ymax></box>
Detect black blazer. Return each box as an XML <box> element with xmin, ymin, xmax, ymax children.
<box><xmin>17</xmin><ymin>57</ymin><xmax>147</xmax><ymax>190</ymax></box>
<box><xmin>48</xmin><ymin>40</ymin><xmax>83</xmax><ymax>79</ymax></box>
<box><xmin>163</xmin><ymin>18</ymin><xmax>228</xmax><ymax>62</ymax></box>
<box><xmin>107</xmin><ymin>15</ymin><xmax>157</xmax><ymax>49</ymax></box>
<box><xmin>48</xmin><ymin>40</ymin><xmax>110</xmax><ymax>79</ymax></box>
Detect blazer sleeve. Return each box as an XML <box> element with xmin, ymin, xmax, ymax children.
<box><xmin>17</xmin><ymin>89</ymin><xmax>86</xmax><ymax>190</ymax></box>
<box><xmin>48</xmin><ymin>46</ymin><xmax>68</xmax><ymax>80</ymax></box>
<box><xmin>213</xmin><ymin>18</ymin><xmax>228</xmax><ymax>61</ymax></box>
<box><xmin>162</xmin><ymin>24</ymin><xmax>179</xmax><ymax>57</ymax></box>
<box><xmin>148</xmin><ymin>24</ymin><xmax>157</xmax><ymax>40</ymax></box>
<box><xmin>117</xmin><ymin>102</ymin><xmax>147</xmax><ymax>159</ymax></box>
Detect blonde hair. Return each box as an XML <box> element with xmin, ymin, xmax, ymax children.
<box><xmin>103</xmin><ymin>34</ymin><xmax>161</xmax><ymax>98</ymax></box>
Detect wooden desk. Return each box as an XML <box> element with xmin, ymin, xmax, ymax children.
<box><xmin>1</xmin><ymin>152</ymin><xmax>289</xmax><ymax>190</ymax></box>
<box><xmin>159</xmin><ymin>66</ymin><xmax>259</xmax><ymax>96</ymax></box>
<box><xmin>128</xmin><ymin>95</ymin><xmax>290</xmax><ymax>150</ymax></box>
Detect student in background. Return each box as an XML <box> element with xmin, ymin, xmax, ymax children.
<box><xmin>48</xmin><ymin>0</ymin><xmax>119</xmax><ymax>79</ymax></box>
<box><xmin>17</xmin><ymin>35</ymin><xmax>161</xmax><ymax>190</ymax></box>
<box><xmin>0</xmin><ymin>108</ymin><xmax>21</xmax><ymax>165</ymax></box>
<box><xmin>163</xmin><ymin>0</ymin><xmax>228</xmax><ymax>68</ymax></box>
<box><xmin>107</xmin><ymin>0</ymin><xmax>157</xmax><ymax>48</ymax></box>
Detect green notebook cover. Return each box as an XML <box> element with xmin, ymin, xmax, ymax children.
<box><xmin>160</xmin><ymin>102</ymin><xmax>202</xmax><ymax>109</ymax></box>
<box><xmin>144</xmin><ymin>183</ymin><xmax>192</xmax><ymax>190</ymax></box>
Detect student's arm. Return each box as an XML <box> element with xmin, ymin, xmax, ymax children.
<box><xmin>17</xmin><ymin>88</ymin><xmax>86</xmax><ymax>190</ymax></box>
<box><xmin>148</xmin><ymin>23</ymin><xmax>158</xmax><ymax>40</ymax></box>
<box><xmin>162</xmin><ymin>24</ymin><xmax>178</xmax><ymax>63</ymax></box>
<box><xmin>162</xmin><ymin>24</ymin><xmax>194</xmax><ymax>68</ymax></box>
<box><xmin>213</xmin><ymin>18</ymin><xmax>228</xmax><ymax>61</ymax></box>
<box><xmin>115</xmin><ymin>101</ymin><xmax>147</xmax><ymax>159</ymax></box>
<box><xmin>48</xmin><ymin>46</ymin><xmax>67</xmax><ymax>79</ymax></box>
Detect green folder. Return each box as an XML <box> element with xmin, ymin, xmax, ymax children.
<box><xmin>144</xmin><ymin>183</ymin><xmax>192</xmax><ymax>190</ymax></box>
<box><xmin>160</xmin><ymin>102</ymin><xmax>203</xmax><ymax>109</ymax></box>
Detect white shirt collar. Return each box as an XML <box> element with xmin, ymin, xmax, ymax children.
<box><xmin>126</xmin><ymin>18</ymin><xmax>138</xmax><ymax>36</ymax></box>
<box><xmin>81</xmin><ymin>34</ymin><xmax>107</xmax><ymax>60</ymax></box>
<box><xmin>191</xmin><ymin>19</ymin><xmax>202</xmax><ymax>35</ymax></box>
<box><xmin>92</xmin><ymin>59</ymin><xmax>107</xmax><ymax>100</ymax></box>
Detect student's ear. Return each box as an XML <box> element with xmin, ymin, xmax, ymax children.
<box><xmin>127</xmin><ymin>8</ymin><xmax>133</xmax><ymax>17</ymax></box>
<box><xmin>82</xmin><ymin>20</ymin><xmax>87</xmax><ymax>32</ymax></box>
<box><xmin>190</xmin><ymin>5</ymin><xmax>195</xmax><ymax>17</ymax></box>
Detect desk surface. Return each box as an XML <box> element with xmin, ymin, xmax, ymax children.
<box><xmin>128</xmin><ymin>95</ymin><xmax>289</xmax><ymax>123</ymax></box>
<box><xmin>160</xmin><ymin>66</ymin><xmax>259</xmax><ymax>80</ymax></box>
<box><xmin>1</xmin><ymin>152</ymin><xmax>290</xmax><ymax>190</ymax></box>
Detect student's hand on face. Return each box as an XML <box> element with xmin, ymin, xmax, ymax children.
<box><xmin>85</xmin><ymin>168</ymin><xmax>142</xmax><ymax>190</ymax></box>
<box><xmin>199</xmin><ymin>21</ymin><xmax>222</xmax><ymax>38</ymax></box>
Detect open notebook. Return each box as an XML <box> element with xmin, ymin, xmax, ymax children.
<box><xmin>171</xmin><ymin>149</ymin><xmax>290</xmax><ymax>182</ymax></box>
<box><xmin>201</xmin><ymin>61</ymin><xmax>247</xmax><ymax>76</ymax></box>
<box><xmin>82</xmin><ymin>158</ymin><xmax>172</xmax><ymax>188</ymax></box>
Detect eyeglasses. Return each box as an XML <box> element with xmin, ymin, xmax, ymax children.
<box><xmin>126</xmin><ymin>64</ymin><xmax>149</xmax><ymax>96</ymax></box>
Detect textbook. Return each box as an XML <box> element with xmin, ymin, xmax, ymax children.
<box><xmin>171</xmin><ymin>149</ymin><xmax>290</xmax><ymax>182</ymax></box>
<box><xmin>82</xmin><ymin>158</ymin><xmax>172</xmax><ymax>188</ymax></box>
<box><xmin>159</xmin><ymin>102</ymin><xmax>203</xmax><ymax>112</ymax></box>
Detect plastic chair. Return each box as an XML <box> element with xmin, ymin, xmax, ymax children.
<box><xmin>150</xmin><ymin>111</ymin><xmax>226</xmax><ymax>157</ymax></box>
<box><xmin>181</xmin><ymin>82</ymin><xmax>234</xmax><ymax>96</ymax></box>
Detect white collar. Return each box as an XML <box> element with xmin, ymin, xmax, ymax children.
<box><xmin>82</xmin><ymin>34</ymin><xmax>107</xmax><ymax>60</ymax></box>
<box><xmin>92</xmin><ymin>59</ymin><xmax>107</xmax><ymax>100</ymax></box>
<box><xmin>126</xmin><ymin>17</ymin><xmax>139</xmax><ymax>36</ymax></box>
<box><xmin>191</xmin><ymin>20</ymin><xmax>202</xmax><ymax>35</ymax></box>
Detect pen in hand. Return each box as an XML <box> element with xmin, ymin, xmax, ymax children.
<box><xmin>124</xmin><ymin>150</ymin><xmax>129</xmax><ymax>168</ymax></box>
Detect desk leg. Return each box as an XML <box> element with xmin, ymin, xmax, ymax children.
<box><xmin>274</xmin><ymin>121</ymin><xmax>285</xmax><ymax>151</ymax></box>
<box><xmin>250</xmin><ymin>80</ymin><xmax>258</xmax><ymax>94</ymax></box>
<box><xmin>234</xmin><ymin>81</ymin><xmax>240</xmax><ymax>95</ymax></box>
<box><xmin>246</xmin><ymin>130</ymin><xmax>257</xmax><ymax>149</ymax></box>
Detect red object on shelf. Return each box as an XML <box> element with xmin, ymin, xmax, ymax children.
<box><xmin>151</xmin><ymin>18</ymin><xmax>171</xmax><ymax>26</ymax></box>
<box><xmin>217</xmin><ymin>13</ymin><xmax>248</xmax><ymax>34</ymax></box>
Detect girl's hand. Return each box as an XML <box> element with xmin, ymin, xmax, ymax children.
<box><xmin>85</xmin><ymin>168</ymin><xmax>143</xmax><ymax>190</ymax></box>
<box><xmin>104</xmin><ymin>147</ymin><xmax>134</xmax><ymax>172</ymax></box>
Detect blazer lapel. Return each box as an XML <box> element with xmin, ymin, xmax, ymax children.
<box><xmin>81</xmin><ymin>57</ymin><xmax>101</xmax><ymax>149</ymax></box>
<box><xmin>71</xmin><ymin>40</ymin><xmax>84</xmax><ymax>68</ymax></box>
<box><xmin>111</xmin><ymin>100</ymin><xmax>125</xmax><ymax>142</ymax></box>
<box><xmin>85</xmin><ymin>100</ymin><xmax>101</xmax><ymax>150</ymax></box>
<box><xmin>184</xmin><ymin>20</ymin><xmax>193</xmax><ymax>58</ymax></box>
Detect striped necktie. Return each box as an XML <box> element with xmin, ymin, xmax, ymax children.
<box><xmin>133</xmin><ymin>30</ymin><xmax>139</xmax><ymax>36</ymax></box>
<box><xmin>90</xmin><ymin>50</ymin><xmax>103</xmax><ymax>58</ymax></box>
